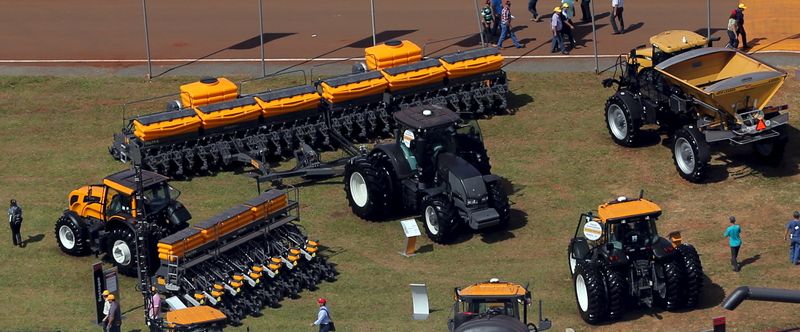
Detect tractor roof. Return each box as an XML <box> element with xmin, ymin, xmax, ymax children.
<box><xmin>597</xmin><ymin>198</ymin><xmax>662</xmax><ymax>223</ymax></box>
<box><xmin>650</xmin><ymin>30</ymin><xmax>707</xmax><ymax>54</ymax></box>
<box><xmin>393</xmin><ymin>104</ymin><xmax>460</xmax><ymax>131</ymax></box>
<box><xmin>103</xmin><ymin>169</ymin><xmax>170</xmax><ymax>195</ymax></box>
<box><xmin>458</xmin><ymin>280</ymin><xmax>527</xmax><ymax>298</ymax></box>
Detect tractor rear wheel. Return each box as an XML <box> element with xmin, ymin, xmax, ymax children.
<box><xmin>672</xmin><ymin>126</ymin><xmax>710</xmax><ymax>183</ymax></box>
<box><xmin>106</xmin><ymin>227</ymin><xmax>138</xmax><ymax>277</ymax></box>
<box><xmin>658</xmin><ymin>260</ymin><xmax>683</xmax><ymax>311</ymax></box>
<box><xmin>603</xmin><ymin>265</ymin><xmax>626</xmax><ymax>321</ymax></box>
<box><xmin>54</xmin><ymin>214</ymin><xmax>90</xmax><ymax>256</ymax></box>
<box><xmin>676</xmin><ymin>244</ymin><xmax>704</xmax><ymax>308</ymax></box>
<box><xmin>422</xmin><ymin>196</ymin><xmax>459</xmax><ymax>244</ymax></box>
<box><xmin>605</xmin><ymin>94</ymin><xmax>641</xmax><ymax>147</ymax></box>
<box><xmin>487</xmin><ymin>181</ymin><xmax>510</xmax><ymax>229</ymax></box>
<box><xmin>343</xmin><ymin>155</ymin><xmax>394</xmax><ymax>221</ymax></box>
<box><xmin>573</xmin><ymin>264</ymin><xmax>607</xmax><ymax>324</ymax></box>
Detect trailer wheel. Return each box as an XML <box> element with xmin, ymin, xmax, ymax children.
<box><xmin>676</xmin><ymin>244</ymin><xmax>704</xmax><ymax>308</ymax></box>
<box><xmin>658</xmin><ymin>260</ymin><xmax>683</xmax><ymax>311</ymax></box>
<box><xmin>672</xmin><ymin>126</ymin><xmax>710</xmax><ymax>183</ymax></box>
<box><xmin>574</xmin><ymin>264</ymin><xmax>607</xmax><ymax>324</ymax></box>
<box><xmin>343</xmin><ymin>155</ymin><xmax>393</xmax><ymax>221</ymax></box>
<box><xmin>605</xmin><ymin>94</ymin><xmax>641</xmax><ymax>147</ymax></box>
<box><xmin>107</xmin><ymin>227</ymin><xmax>138</xmax><ymax>277</ymax></box>
<box><xmin>487</xmin><ymin>181</ymin><xmax>510</xmax><ymax>229</ymax></box>
<box><xmin>54</xmin><ymin>214</ymin><xmax>90</xmax><ymax>256</ymax></box>
<box><xmin>423</xmin><ymin>196</ymin><xmax>459</xmax><ymax>244</ymax></box>
<box><xmin>753</xmin><ymin>136</ymin><xmax>787</xmax><ymax>166</ymax></box>
<box><xmin>603</xmin><ymin>265</ymin><xmax>626</xmax><ymax>321</ymax></box>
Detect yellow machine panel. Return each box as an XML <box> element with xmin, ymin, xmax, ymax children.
<box><xmin>132</xmin><ymin>109</ymin><xmax>202</xmax><ymax>141</ymax></box>
<box><xmin>650</xmin><ymin>30</ymin><xmax>707</xmax><ymax>54</ymax></box>
<box><xmin>365</xmin><ymin>40</ymin><xmax>423</xmax><ymax>70</ymax></box>
<box><xmin>254</xmin><ymin>85</ymin><xmax>321</xmax><ymax>118</ymax></box>
<box><xmin>68</xmin><ymin>185</ymin><xmax>106</xmax><ymax>220</ymax></box>
<box><xmin>164</xmin><ymin>306</ymin><xmax>226</xmax><ymax>329</ymax></box>
<box><xmin>439</xmin><ymin>48</ymin><xmax>504</xmax><ymax>79</ymax></box>
<box><xmin>193</xmin><ymin>97</ymin><xmax>262</xmax><ymax>130</ymax></box>
<box><xmin>180</xmin><ymin>77</ymin><xmax>239</xmax><ymax>108</ymax></box>
<box><xmin>458</xmin><ymin>281</ymin><xmax>527</xmax><ymax>297</ymax></box>
<box><xmin>320</xmin><ymin>71</ymin><xmax>388</xmax><ymax>104</ymax></box>
<box><xmin>381</xmin><ymin>58</ymin><xmax>447</xmax><ymax>91</ymax></box>
<box><xmin>597</xmin><ymin>198</ymin><xmax>662</xmax><ymax>223</ymax></box>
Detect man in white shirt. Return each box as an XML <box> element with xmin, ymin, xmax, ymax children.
<box><xmin>311</xmin><ymin>298</ymin><xmax>333</xmax><ymax>332</ymax></box>
<box><xmin>611</xmin><ymin>0</ymin><xmax>625</xmax><ymax>34</ymax></box>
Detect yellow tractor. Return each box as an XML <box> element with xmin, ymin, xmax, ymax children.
<box><xmin>449</xmin><ymin>279</ymin><xmax>550</xmax><ymax>332</ymax></box>
<box><xmin>567</xmin><ymin>193</ymin><xmax>703</xmax><ymax>324</ymax></box>
<box><xmin>55</xmin><ymin>169</ymin><xmax>191</xmax><ymax>276</ymax></box>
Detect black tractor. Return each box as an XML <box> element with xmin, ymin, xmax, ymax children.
<box><xmin>343</xmin><ymin>105</ymin><xmax>509</xmax><ymax>243</ymax></box>
<box><xmin>567</xmin><ymin>194</ymin><xmax>704</xmax><ymax>324</ymax></box>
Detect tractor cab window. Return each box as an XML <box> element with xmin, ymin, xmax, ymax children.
<box><xmin>105</xmin><ymin>188</ymin><xmax>132</xmax><ymax>218</ymax></box>
<box><xmin>455</xmin><ymin>120</ymin><xmax>484</xmax><ymax>151</ymax></box>
<box><xmin>142</xmin><ymin>183</ymin><xmax>177</xmax><ymax>214</ymax></box>
<box><xmin>609</xmin><ymin>219</ymin><xmax>658</xmax><ymax>249</ymax></box>
<box><xmin>465</xmin><ymin>300</ymin><xmax>518</xmax><ymax>318</ymax></box>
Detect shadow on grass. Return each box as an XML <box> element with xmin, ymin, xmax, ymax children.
<box><xmin>739</xmin><ymin>254</ymin><xmax>761</xmax><ymax>269</ymax></box>
<box><xmin>21</xmin><ymin>233</ymin><xmax>44</xmax><ymax>247</ymax></box>
<box><xmin>417</xmin><ymin>244</ymin><xmax>434</xmax><ymax>254</ymax></box>
<box><xmin>507</xmin><ymin>91</ymin><xmax>534</xmax><ymax>114</ymax></box>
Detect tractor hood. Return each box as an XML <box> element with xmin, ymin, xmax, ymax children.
<box><xmin>437</xmin><ymin>152</ymin><xmax>487</xmax><ymax>203</ymax></box>
<box><xmin>455</xmin><ymin>315</ymin><xmax>530</xmax><ymax>332</ymax></box>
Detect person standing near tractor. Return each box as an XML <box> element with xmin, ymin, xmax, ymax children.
<box><xmin>148</xmin><ymin>286</ymin><xmax>162</xmax><ymax>332</ymax></box>
<box><xmin>784</xmin><ymin>211</ymin><xmax>800</xmax><ymax>264</ymax></box>
<box><xmin>8</xmin><ymin>199</ymin><xmax>22</xmax><ymax>247</ymax></box>
<box><xmin>726</xmin><ymin>10</ymin><xmax>739</xmax><ymax>49</ymax></box>
<box><xmin>311</xmin><ymin>298</ymin><xmax>334</xmax><ymax>332</ymax></box>
<box><xmin>735</xmin><ymin>3</ymin><xmax>748</xmax><ymax>49</ymax></box>
<box><xmin>105</xmin><ymin>294</ymin><xmax>122</xmax><ymax>332</ymax></box>
<box><xmin>528</xmin><ymin>0</ymin><xmax>539</xmax><ymax>22</ymax></box>
<box><xmin>497</xmin><ymin>1</ymin><xmax>525</xmax><ymax>49</ymax></box>
<box><xmin>724</xmin><ymin>216</ymin><xmax>742</xmax><ymax>272</ymax></box>
<box><xmin>610</xmin><ymin>0</ymin><xmax>625</xmax><ymax>34</ymax></box>
<box><xmin>101</xmin><ymin>290</ymin><xmax>111</xmax><ymax>332</ymax></box>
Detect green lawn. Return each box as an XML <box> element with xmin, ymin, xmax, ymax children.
<box><xmin>0</xmin><ymin>69</ymin><xmax>798</xmax><ymax>331</ymax></box>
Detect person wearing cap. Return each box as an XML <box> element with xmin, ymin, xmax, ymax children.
<box><xmin>560</xmin><ymin>3</ymin><xmax>577</xmax><ymax>50</ymax></box>
<box><xmin>561</xmin><ymin>0</ymin><xmax>575</xmax><ymax>17</ymax></box>
<box><xmin>528</xmin><ymin>0</ymin><xmax>539</xmax><ymax>22</ymax></box>
<box><xmin>311</xmin><ymin>298</ymin><xmax>333</xmax><ymax>332</ymax></box>
<box><xmin>784</xmin><ymin>211</ymin><xmax>800</xmax><ymax>264</ymax></box>
<box><xmin>101</xmin><ymin>290</ymin><xmax>111</xmax><ymax>332</ymax></box>
<box><xmin>724</xmin><ymin>216</ymin><xmax>742</xmax><ymax>272</ymax></box>
<box><xmin>726</xmin><ymin>10</ymin><xmax>739</xmax><ymax>49</ymax></box>
<box><xmin>610</xmin><ymin>0</ymin><xmax>624</xmax><ymax>34</ymax></box>
<box><xmin>550</xmin><ymin>7</ymin><xmax>568</xmax><ymax>54</ymax></box>
<box><xmin>105</xmin><ymin>294</ymin><xmax>122</xmax><ymax>332</ymax></box>
<box><xmin>497</xmin><ymin>1</ymin><xmax>525</xmax><ymax>49</ymax></box>
<box><xmin>8</xmin><ymin>199</ymin><xmax>23</xmax><ymax>247</ymax></box>
<box><xmin>735</xmin><ymin>3</ymin><xmax>748</xmax><ymax>49</ymax></box>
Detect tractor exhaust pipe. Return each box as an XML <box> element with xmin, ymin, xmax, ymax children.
<box><xmin>722</xmin><ymin>286</ymin><xmax>800</xmax><ymax>310</ymax></box>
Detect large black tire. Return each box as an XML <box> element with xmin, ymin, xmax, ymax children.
<box><xmin>573</xmin><ymin>264</ymin><xmax>607</xmax><ymax>324</ymax></box>
<box><xmin>676</xmin><ymin>244</ymin><xmax>704</xmax><ymax>308</ymax></box>
<box><xmin>343</xmin><ymin>153</ymin><xmax>394</xmax><ymax>221</ymax></box>
<box><xmin>605</xmin><ymin>92</ymin><xmax>642</xmax><ymax>147</ymax></box>
<box><xmin>422</xmin><ymin>196</ymin><xmax>459</xmax><ymax>244</ymax></box>
<box><xmin>487</xmin><ymin>181</ymin><xmax>510</xmax><ymax>229</ymax></box>
<box><xmin>672</xmin><ymin>126</ymin><xmax>710</xmax><ymax>183</ymax></box>
<box><xmin>54</xmin><ymin>214</ymin><xmax>90</xmax><ymax>256</ymax></box>
<box><xmin>658</xmin><ymin>260</ymin><xmax>683</xmax><ymax>311</ymax></box>
<box><xmin>106</xmin><ymin>227</ymin><xmax>138</xmax><ymax>277</ymax></box>
<box><xmin>603</xmin><ymin>265</ymin><xmax>626</xmax><ymax>321</ymax></box>
<box><xmin>753</xmin><ymin>135</ymin><xmax>787</xmax><ymax>167</ymax></box>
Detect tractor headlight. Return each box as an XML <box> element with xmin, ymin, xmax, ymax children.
<box><xmin>467</xmin><ymin>199</ymin><xmax>478</xmax><ymax>206</ymax></box>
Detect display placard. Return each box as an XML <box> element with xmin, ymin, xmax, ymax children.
<box><xmin>583</xmin><ymin>221</ymin><xmax>603</xmax><ymax>241</ymax></box>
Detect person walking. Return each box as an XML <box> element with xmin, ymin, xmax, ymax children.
<box><xmin>784</xmin><ymin>211</ymin><xmax>800</xmax><ymax>265</ymax></box>
<box><xmin>491</xmin><ymin>0</ymin><xmax>503</xmax><ymax>36</ymax></box>
<box><xmin>148</xmin><ymin>286</ymin><xmax>162</xmax><ymax>332</ymax></box>
<box><xmin>497</xmin><ymin>1</ymin><xmax>525</xmax><ymax>49</ymax></box>
<box><xmin>550</xmin><ymin>7</ymin><xmax>568</xmax><ymax>54</ymax></box>
<box><xmin>724</xmin><ymin>216</ymin><xmax>742</xmax><ymax>272</ymax></box>
<box><xmin>561</xmin><ymin>0</ymin><xmax>575</xmax><ymax>18</ymax></box>
<box><xmin>726</xmin><ymin>10</ymin><xmax>739</xmax><ymax>49</ymax></box>
<box><xmin>311</xmin><ymin>298</ymin><xmax>334</xmax><ymax>332</ymax></box>
<box><xmin>580</xmin><ymin>0</ymin><xmax>591</xmax><ymax>23</ymax></box>
<box><xmin>528</xmin><ymin>0</ymin><xmax>539</xmax><ymax>22</ymax></box>
<box><xmin>481</xmin><ymin>0</ymin><xmax>495</xmax><ymax>44</ymax></box>
<box><xmin>8</xmin><ymin>199</ymin><xmax>23</xmax><ymax>247</ymax></box>
<box><xmin>560</xmin><ymin>3</ymin><xmax>577</xmax><ymax>50</ymax></box>
<box><xmin>735</xmin><ymin>3</ymin><xmax>748</xmax><ymax>49</ymax></box>
<box><xmin>101</xmin><ymin>290</ymin><xmax>111</xmax><ymax>332</ymax></box>
<box><xmin>610</xmin><ymin>0</ymin><xmax>625</xmax><ymax>34</ymax></box>
<box><xmin>105</xmin><ymin>294</ymin><xmax>122</xmax><ymax>332</ymax></box>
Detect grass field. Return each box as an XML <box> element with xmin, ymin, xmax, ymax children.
<box><xmin>0</xmin><ymin>69</ymin><xmax>798</xmax><ymax>332</ymax></box>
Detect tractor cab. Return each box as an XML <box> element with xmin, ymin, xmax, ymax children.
<box><xmin>630</xmin><ymin>30</ymin><xmax>709</xmax><ymax>71</ymax></box>
<box><xmin>449</xmin><ymin>279</ymin><xmax>550</xmax><ymax>332</ymax></box>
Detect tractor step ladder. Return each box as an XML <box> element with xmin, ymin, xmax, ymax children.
<box><xmin>166</xmin><ymin>255</ymin><xmax>181</xmax><ymax>291</ymax></box>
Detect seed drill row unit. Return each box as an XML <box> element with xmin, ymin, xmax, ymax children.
<box><xmin>153</xmin><ymin>189</ymin><xmax>336</xmax><ymax>325</ymax></box>
<box><xmin>110</xmin><ymin>40</ymin><xmax>508</xmax><ymax>177</ymax></box>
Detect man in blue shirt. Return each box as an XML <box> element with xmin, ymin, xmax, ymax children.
<box><xmin>784</xmin><ymin>211</ymin><xmax>800</xmax><ymax>264</ymax></box>
<box><xmin>491</xmin><ymin>0</ymin><xmax>503</xmax><ymax>35</ymax></box>
<box><xmin>311</xmin><ymin>298</ymin><xmax>333</xmax><ymax>332</ymax></box>
<box><xmin>724</xmin><ymin>216</ymin><xmax>741</xmax><ymax>272</ymax></box>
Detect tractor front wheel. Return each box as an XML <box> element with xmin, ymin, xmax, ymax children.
<box><xmin>487</xmin><ymin>181</ymin><xmax>510</xmax><ymax>230</ymax></box>
<box><xmin>605</xmin><ymin>94</ymin><xmax>641</xmax><ymax>147</ymax></box>
<box><xmin>55</xmin><ymin>214</ymin><xmax>90</xmax><ymax>256</ymax></box>
<box><xmin>106</xmin><ymin>227</ymin><xmax>138</xmax><ymax>277</ymax></box>
<box><xmin>676</xmin><ymin>244</ymin><xmax>704</xmax><ymax>308</ymax></box>
<box><xmin>422</xmin><ymin>196</ymin><xmax>459</xmax><ymax>244</ymax></box>
<box><xmin>672</xmin><ymin>126</ymin><xmax>710</xmax><ymax>183</ymax></box>
<box><xmin>573</xmin><ymin>264</ymin><xmax>607</xmax><ymax>324</ymax></box>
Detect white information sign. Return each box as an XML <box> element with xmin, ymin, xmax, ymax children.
<box><xmin>583</xmin><ymin>221</ymin><xmax>603</xmax><ymax>241</ymax></box>
<box><xmin>410</xmin><ymin>283</ymin><xmax>430</xmax><ymax>320</ymax></box>
<box><xmin>401</xmin><ymin>219</ymin><xmax>422</xmax><ymax>238</ymax></box>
